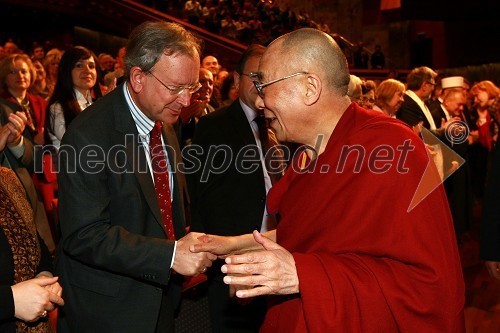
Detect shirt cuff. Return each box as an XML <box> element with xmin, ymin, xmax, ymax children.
<box><xmin>8</xmin><ymin>136</ymin><xmax>25</xmax><ymax>159</ymax></box>
<box><xmin>170</xmin><ymin>241</ymin><xmax>177</xmax><ymax>268</ymax></box>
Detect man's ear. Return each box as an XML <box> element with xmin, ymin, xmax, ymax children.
<box><xmin>233</xmin><ymin>72</ymin><xmax>241</xmax><ymax>91</ymax></box>
<box><xmin>129</xmin><ymin>67</ymin><xmax>145</xmax><ymax>93</ymax></box>
<box><xmin>304</xmin><ymin>74</ymin><xmax>321</xmax><ymax>106</ymax></box>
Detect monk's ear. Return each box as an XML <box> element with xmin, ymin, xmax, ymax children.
<box><xmin>304</xmin><ymin>74</ymin><xmax>321</xmax><ymax>106</ymax></box>
<box><xmin>129</xmin><ymin>67</ymin><xmax>146</xmax><ymax>93</ymax></box>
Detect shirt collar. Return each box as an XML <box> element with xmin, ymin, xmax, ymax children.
<box><xmin>239</xmin><ymin>99</ymin><xmax>258</xmax><ymax>125</ymax></box>
<box><xmin>123</xmin><ymin>84</ymin><xmax>155</xmax><ymax>140</ymax></box>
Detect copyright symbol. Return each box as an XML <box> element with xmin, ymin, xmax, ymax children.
<box><xmin>445</xmin><ymin>120</ymin><xmax>469</xmax><ymax>144</ymax></box>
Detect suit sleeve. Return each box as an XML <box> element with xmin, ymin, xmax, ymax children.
<box><xmin>58</xmin><ymin>125</ymin><xmax>174</xmax><ymax>286</ymax></box>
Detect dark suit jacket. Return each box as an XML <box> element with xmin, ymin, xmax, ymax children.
<box><xmin>480</xmin><ymin>142</ymin><xmax>500</xmax><ymax>261</ymax></box>
<box><xmin>189</xmin><ymin>99</ymin><xmax>266</xmax><ymax>235</ymax></box>
<box><xmin>427</xmin><ymin>98</ymin><xmax>446</xmax><ymax>128</ymax></box>
<box><xmin>55</xmin><ymin>85</ymin><xmax>187</xmax><ymax>333</ymax></box>
<box><xmin>0</xmin><ymin>98</ymin><xmax>55</xmax><ymax>252</ymax></box>
<box><xmin>188</xmin><ymin>99</ymin><xmax>267</xmax><ymax>332</ymax></box>
<box><xmin>397</xmin><ymin>93</ymin><xmax>430</xmax><ymax>128</ymax></box>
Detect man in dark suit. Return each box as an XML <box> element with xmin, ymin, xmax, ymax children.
<box><xmin>0</xmin><ymin>98</ymin><xmax>55</xmax><ymax>253</ymax></box>
<box><xmin>55</xmin><ymin>21</ymin><xmax>216</xmax><ymax>333</ymax></box>
<box><xmin>397</xmin><ymin>66</ymin><xmax>439</xmax><ymax>130</ymax></box>
<box><xmin>188</xmin><ymin>44</ymin><xmax>275</xmax><ymax>332</ymax></box>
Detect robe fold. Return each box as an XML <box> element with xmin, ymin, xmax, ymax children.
<box><xmin>263</xmin><ymin>103</ymin><xmax>465</xmax><ymax>332</ymax></box>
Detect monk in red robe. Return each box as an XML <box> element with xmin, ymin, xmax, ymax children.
<box><xmin>192</xmin><ymin>28</ymin><xmax>465</xmax><ymax>332</ymax></box>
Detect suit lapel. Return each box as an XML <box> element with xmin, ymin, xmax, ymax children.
<box><xmin>112</xmin><ymin>87</ymin><xmax>164</xmax><ymax>231</ymax></box>
<box><xmin>227</xmin><ymin>101</ymin><xmax>256</xmax><ymax>146</ymax></box>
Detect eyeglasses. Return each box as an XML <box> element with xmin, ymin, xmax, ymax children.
<box><xmin>361</xmin><ymin>97</ymin><xmax>375</xmax><ymax>104</ymax></box>
<box><xmin>148</xmin><ymin>71</ymin><xmax>202</xmax><ymax>95</ymax></box>
<box><xmin>240</xmin><ymin>72</ymin><xmax>259</xmax><ymax>79</ymax></box>
<box><xmin>253</xmin><ymin>72</ymin><xmax>308</xmax><ymax>98</ymax></box>
<box><xmin>426</xmin><ymin>81</ymin><xmax>436</xmax><ymax>86</ymax></box>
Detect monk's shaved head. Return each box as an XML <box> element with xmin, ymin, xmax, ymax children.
<box><xmin>269</xmin><ymin>28</ymin><xmax>350</xmax><ymax>95</ymax></box>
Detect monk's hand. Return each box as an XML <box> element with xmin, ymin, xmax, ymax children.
<box><xmin>228</xmin><ymin>274</ymin><xmax>254</xmax><ymax>305</ymax></box>
<box><xmin>190</xmin><ymin>234</ymin><xmax>239</xmax><ymax>258</ymax></box>
<box><xmin>221</xmin><ymin>231</ymin><xmax>299</xmax><ymax>298</ymax></box>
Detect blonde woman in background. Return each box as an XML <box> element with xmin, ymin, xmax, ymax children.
<box><xmin>373</xmin><ymin>78</ymin><xmax>405</xmax><ymax>118</ymax></box>
<box><xmin>42</xmin><ymin>48</ymin><xmax>62</xmax><ymax>99</ymax></box>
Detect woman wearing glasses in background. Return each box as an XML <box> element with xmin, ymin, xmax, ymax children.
<box><xmin>358</xmin><ymin>79</ymin><xmax>376</xmax><ymax>110</ymax></box>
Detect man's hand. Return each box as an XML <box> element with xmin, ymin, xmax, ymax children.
<box><xmin>173</xmin><ymin>232</ymin><xmax>217</xmax><ymax>276</ymax></box>
<box><xmin>485</xmin><ymin>261</ymin><xmax>500</xmax><ymax>280</ymax></box>
<box><xmin>220</xmin><ymin>231</ymin><xmax>299</xmax><ymax>298</ymax></box>
<box><xmin>11</xmin><ymin>276</ymin><xmax>64</xmax><ymax>322</ymax></box>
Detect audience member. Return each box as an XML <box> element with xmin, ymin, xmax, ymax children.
<box><xmin>3</xmin><ymin>41</ymin><xmax>18</xmax><ymax>56</ymax></box>
<box><xmin>201</xmin><ymin>55</ymin><xmax>222</xmax><ymax>109</ymax></box>
<box><xmin>0</xmin><ymin>54</ymin><xmax>47</xmax><ymax>145</ymax></box>
<box><xmin>29</xmin><ymin>59</ymin><xmax>50</xmax><ymax>100</ymax></box>
<box><xmin>373</xmin><ymin>78</ymin><xmax>405</xmax><ymax>117</ymax></box>
<box><xmin>441</xmin><ymin>88</ymin><xmax>473</xmax><ymax>241</ymax></box>
<box><xmin>189</xmin><ymin>44</ymin><xmax>275</xmax><ymax>333</ymax></box>
<box><xmin>346</xmin><ymin>74</ymin><xmax>362</xmax><ymax>103</ymax></box>
<box><xmin>219</xmin><ymin>71</ymin><xmax>238</xmax><ymax>108</ymax></box>
<box><xmin>471</xmin><ymin>80</ymin><xmax>499</xmax><ymax>151</ymax></box>
<box><xmin>0</xmin><ymin>149</ymin><xmax>64</xmax><ymax>332</ymax></box>
<box><xmin>359</xmin><ymin>79</ymin><xmax>376</xmax><ymax>109</ymax></box>
<box><xmin>0</xmin><ymin>98</ymin><xmax>56</xmax><ymax>254</ymax></box>
<box><xmin>46</xmin><ymin>46</ymin><xmax>100</xmax><ymax>150</ymax></box>
<box><xmin>42</xmin><ymin>48</ymin><xmax>62</xmax><ymax>99</ymax></box>
<box><xmin>30</xmin><ymin>42</ymin><xmax>45</xmax><ymax>62</ymax></box>
<box><xmin>178</xmin><ymin>67</ymin><xmax>215</xmax><ymax>148</ymax></box>
<box><xmin>192</xmin><ymin>28</ymin><xmax>465</xmax><ymax>332</ymax></box>
<box><xmin>55</xmin><ymin>21</ymin><xmax>216</xmax><ymax>333</ymax></box>
<box><xmin>370</xmin><ymin>44</ymin><xmax>385</xmax><ymax>69</ymax></box>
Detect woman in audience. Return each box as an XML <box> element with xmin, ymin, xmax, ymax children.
<box><xmin>471</xmin><ymin>80</ymin><xmax>499</xmax><ymax>151</ymax></box>
<box><xmin>373</xmin><ymin>78</ymin><xmax>405</xmax><ymax>117</ymax></box>
<box><xmin>0</xmin><ymin>53</ymin><xmax>46</xmax><ymax>145</ymax></box>
<box><xmin>29</xmin><ymin>59</ymin><xmax>50</xmax><ymax>100</ymax></box>
<box><xmin>42</xmin><ymin>48</ymin><xmax>62</xmax><ymax>99</ymax></box>
<box><xmin>46</xmin><ymin>46</ymin><xmax>100</xmax><ymax>150</ymax></box>
<box><xmin>359</xmin><ymin>79</ymin><xmax>376</xmax><ymax>109</ymax></box>
<box><xmin>219</xmin><ymin>71</ymin><xmax>238</xmax><ymax>108</ymax></box>
<box><xmin>0</xmin><ymin>126</ymin><xmax>64</xmax><ymax>332</ymax></box>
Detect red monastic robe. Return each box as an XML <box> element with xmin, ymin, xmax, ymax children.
<box><xmin>262</xmin><ymin>103</ymin><xmax>465</xmax><ymax>332</ymax></box>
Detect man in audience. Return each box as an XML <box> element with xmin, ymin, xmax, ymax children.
<box><xmin>192</xmin><ymin>28</ymin><xmax>465</xmax><ymax>332</ymax></box>
<box><xmin>55</xmin><ymin>21</ymin><xmax>216</xmax><ymax>333</ymax></box>
<box><xmin>201</xmin><ymin>55</ymin><xmax>221</xmax><ymax>108</ymax></box>
<box><xmin>178</xmin><ymin>67</ymin><xmax>215</xmax><ymax>148</ymax></box>
<box><xmin>188</xmin><ymin>44</ymin><xmax>278</xmax><ymax>332</ymax></box>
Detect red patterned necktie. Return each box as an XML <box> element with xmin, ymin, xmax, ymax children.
<box><xmin>149</xmin><ymin>121</ymin><xmax>175</xmax><ymax>240</ymax></box>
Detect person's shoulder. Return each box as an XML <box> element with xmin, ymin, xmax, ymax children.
<box><xmin>66</xmin><ymin>88</ymin><xmax>123</xmax><ymax>136</ymax></box>
<box><xmin>352</xmin><ymin>105</ymin><xmax>419</xmax><ymax>141</ymax></box>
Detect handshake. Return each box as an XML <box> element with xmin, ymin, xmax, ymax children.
<box><xmin>174</xmin><ymin>230</ymin><xmax>300</xmax><ymax>298</ymax></box>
